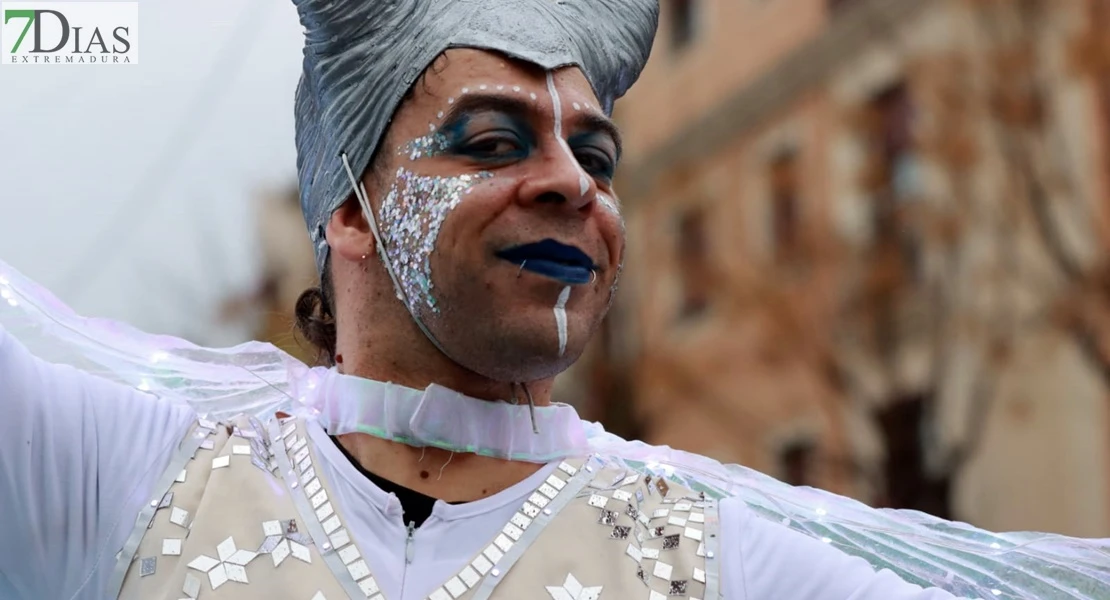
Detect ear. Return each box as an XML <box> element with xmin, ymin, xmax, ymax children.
<box><xmin>325</xmin><ymin>196</ymin><xmax>376</xmax><ymax>263</ymax></box>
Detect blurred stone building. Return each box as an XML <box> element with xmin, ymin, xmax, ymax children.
<box><xmin>562</xmin><ymin>0</ymin><xmax>1110</xmax><ymax>537</ymax></box>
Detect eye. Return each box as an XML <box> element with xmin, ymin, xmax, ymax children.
<box><xmin>574</xmin><ymin>148</ymin><xmax>616</xmax><ymax>180</ymax></box>
<box><xmin>460</xmin><ymin>132</ymin><xmax>526</xmax><ymax>160</ymax></box>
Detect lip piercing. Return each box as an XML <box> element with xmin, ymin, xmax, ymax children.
<box><xmin>589</xmin><ymin>270</ymin><xmax>598</xmax><ymax>285</ymax></box>
<box><xmin>518</xmin><ymin>260</ymin><xmax>528</xmax><ymax>278</ymax></box>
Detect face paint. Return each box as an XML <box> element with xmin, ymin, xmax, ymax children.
<box><xmin>377</xmin><ymin>167</ymin><xmax>493</xmax><ymax>313</ymax></box>
<box><xmin>399</xmin><ymin>132</ymin><xmax>452</xmax><ymax>161</ymax></box>
<box><xmin>545</xmin><ymin>72</ymin><xmax>593</xmax><ymax>198</ymax></box>
<box><xmin>554</xmin><ymin>286</ymin><xmax>571</xmax><ymax>356</ymax></box>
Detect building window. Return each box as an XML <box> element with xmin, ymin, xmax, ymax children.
<box><xmin>779</xmin><ymin>439</ymin><xmax>817</xmax><ymax>486</ymax></box>
<box><xmin>670</xmin><ymin>0</ymin><xmax>698</xmax><ymax>53</ymax></box>
<box><xmin>677</xmin><ymin>208</ymin><xmax>709</xmax><ymax>317</ymax></box>
<box><xmin>864</xmin><ymin>82</ymin><xmax>922</xmax><ymax>279</ymax></box>
<box><xmin>769</xmin><ymin>149</ymin><xmax>801</xmax><ymax>264</ymax></box>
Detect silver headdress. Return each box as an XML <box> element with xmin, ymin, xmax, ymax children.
<box><xmin>293</xmin><ymin>0</ymin><xmax>659</xmax><ymax>272</ymax></box>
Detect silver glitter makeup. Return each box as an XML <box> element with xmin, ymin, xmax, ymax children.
<box><xmin>377</xmin><ymin>167</ymin><xmax>493</xmax><ymax>312</ymax></box>
<box><xmin>399</xmin><ymin>132</ymin><xmax>451</xmax><ymax>161</ymax></box>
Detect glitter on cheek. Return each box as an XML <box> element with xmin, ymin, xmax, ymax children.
<box><xmin>377</xmin><ymin>167</ymin><xmax>494</xmax><ymax>312</ymax></box>
<box><xmin>398</xmin><ymin>132</ymin><xmax>452</xmax><ymax>161</ymax></box>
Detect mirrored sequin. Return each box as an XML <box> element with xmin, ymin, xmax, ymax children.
<box><xmin>162</xmin><ymin>538</ymin><xmax>182</xmax><ymax>556</ymax></box>
<box><xmin>316</xmin><ymin>502</ymin><xmax>335</xmax><ymax>521</ymax></box>
<box><xmin>668</xmin><ymin>516</ymin><xmax>687</xmax><ymax>527</ymax></box>
<box><xmin>545</xmin><ymin>475</ymin><xmax>566</xmax><ymax>491</ymax></box>
<box><xmin>588</xmin><ymin>495</ymin><xmax>609</xmax><ymax>508</ymax></box>
<box><xmin>472</xmin><ymin>554</ymin><xmax>493</xmax><ymax>574</ymax></box>
<box><xmin>459</xmin><ymin>566</ymin><xmax>481</xmax><ymax>586</ymax></box>
<box><xmin>169</xmin><ymin>507</ymin><xmax>190</xmax><ymax>528</ymax></box>
<box><xmin>684</xmin><ymin>527</ymin><xmax>703</xmax><ymax>541</ymax></box>
<box><xmin>598</xmin><ymin>510</ymin><xmax>618</xmax><ymax>526</ymax></box>
<box><xmin>642</xmin><ymin>548</ymin><xmax>660</xmax><ymax>559</ymax></box>
<box><xmin>211</xmin><ymin>456</ymin><xmax>231</xmax><ymax>469</ymax></box>
<box><xmin>347</xmin><ymin>559</ymin><xmax>371</xmax><ymax>580</ymax></box>
<box><xmin>444</xmin><ymin>575</ymin><xmax>468</xmax><ymax>597</ymax></box>
<box><xmin>521</xmin><ymin>502</ymin><xmax>541</xmax><ymax>518</ymax></box>
<box><xmin>673</xmin><ymin>502</ymin><xmax>692</xmax><ymax>512</ymax></box>
<box><xmin>182</xmin><ymin>573</ymin><xmax>201</xmax><ymax>598</ymax></box>
<box><xmin>290</xmin><ymin>541</ymin><xmax>312</xmax><ymax>563</ymax></box>
<box><xmin>330</xmin><ymin>528</ymin><xmax>351</xmax><ymax>549</ymax></box>
<box><xmin>322</xmin><ymin>515</ymin><xmax>342</xmax><ymax>535</ymax></box>
<box><xmin>257</xmin><ymin>535</ymin><xmax>282</xmax><ymax>554</ymax></box>
<box><xmin>669</xmin><ymin>580</ymin><xmax>688</xmax><ymax>595</ymax></box>
<box><xmin>693</xmin><ymin>567</ymin><xmax>706</xmax><ymax>583</ymax></box>
<box><xmin>494</xmin><ymin>534</ymin><xmax>513</xmax><ymax>553</ymax></box>
<box><xmin>610</xmin><ymin>525</ymin><xmax>631</xmax><ymax>540</ymax></box>
<box><xmin>305</xmin><ymin>478</ymin><xmax>323</xmax><ymax>498</ymax></box>
<box><xmin>483</xmin><ymin>544</ymin><xmax>504</xmax><ymax>564</ymax></box>
<box><xmin>232</xmin><ymin>445</ymin><xmax>251</xmax><ymax>456</ymax></box>
<box><xmin>655</xmin><ymin>479</ymin><xmax>670</xmax><ymax>497</ymax></box>
<box><xmin>271</xmin><ymin>539</ymin><xmax>291</xmax><ymax>566</ymax></box>
<box><xmin>503</xmin><ymin>523</ymin><xmax>524</xmax><ymax>541</ymax></box>
<box><xmin>625</xmin><ymin>544</ymin><xmax>643</xmax><ymax>562</ymax></box>
<box><xmin>358</xmin><ymin>577</ymin><xmax>380</xmax><ymax>596</ymax></box>
<box><xmin>311</xmin><ymin>490</ymin><xmax>329</xmax><ymax>510</ymax></box>
<box><xmin>339</xmin><ymin>544</ymin><xmax>361</xmax><ymax>565</ymax></box>
<box><xmin>140</xmin><ymin>556</ymin><xmax>156</xmax><ymax>577</ymax></box>
<box><xmin>558</xmin><ymin>462</ymin><xmax>577</xmax><ymax>476</ymax></box>
<box><xmin>612</xmin><ymin>490</ymin><xmax>632</xmax><ymax>502</ymax></box>
<box><xmin>510</xmin><ymin>513</ymin><xmax>532</xmax><ymax>530</ymax></box>
<box><xmin>429</xmin><ymin>588</ymin><xmax>451</xmax><ymax>600</ymax></box>
<box><xmin>689</xmin><ymin>512</ymin><xmax>705</xmax><ymax>523</ymax></box>
<box><xmin>653</xmin><ymin>561</ymin><xmax>673</xmax><ymax>580</ymax></box>
<box><xmin>263</xmin><ymin>520</ymin><xmax>283</xmax><ymax>537</ymax></box>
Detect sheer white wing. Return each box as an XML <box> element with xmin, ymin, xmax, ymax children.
<box><xmin>0</xmin><ymin>258</ymin><xmax>309</xmax><ymax>421</ymax></box>
<box><xmin>587</xmin><ymin>423</ymin><xmax>1110</xmax><ymax>599</ymax></box>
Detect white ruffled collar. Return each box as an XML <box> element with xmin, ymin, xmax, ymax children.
<box><xmin>300</xmin><ymin>367</ymin><xmax>589</xmax><ymax>463</ymax></box>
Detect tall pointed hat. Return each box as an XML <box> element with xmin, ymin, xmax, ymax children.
<box><xmin>292</xmin><ymin>0</ymin><xmax>660</xmax><ymax>271</ymax></box>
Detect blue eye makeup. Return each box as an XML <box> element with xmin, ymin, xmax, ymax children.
<box><xmin>568</xmin><ymin>132</ymin><xmax>618</xmax><ymax>181</ymax></box>
<box><xmin>445</xmin><ymin>112</ymin><xmax>535</xmax><ymax>163</ymax></box>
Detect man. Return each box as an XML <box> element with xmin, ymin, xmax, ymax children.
<box><xmin>0</xmin><ymin>1</ymin><xmax>1097</xmax><ymax>598</ymax></box>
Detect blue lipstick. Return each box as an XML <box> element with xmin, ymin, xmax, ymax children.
<box><xmin>496</xmin><ymin>239</ymin><xmax>597</xmax><ymax>285</ymax></box>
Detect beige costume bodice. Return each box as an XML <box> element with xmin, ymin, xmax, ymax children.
<box><xmin>111</xmin><ymin>414</ymin><xmax>721</xmax><ymax>599</ymax></box>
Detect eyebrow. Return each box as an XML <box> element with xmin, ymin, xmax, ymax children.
<box><xmin>439</xmin><ymin>92</ymin><xmax>623</xmax><ymax>159</ymax></box>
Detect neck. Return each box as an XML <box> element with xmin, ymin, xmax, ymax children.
<box><xmin>331</xmin><ymin>351</ymin><xmax>554</xmax><ymax>500</ymax></box>
<box><xmin>335</xmin><ymin>432</ymin><xmax>545</xmax><ymax>503</ymax></box>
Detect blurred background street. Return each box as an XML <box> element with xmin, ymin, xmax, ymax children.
<box><xmin>2</xmin><ymin>0</ymin><xmax>1109</xmax><ymax>538</ymax></box>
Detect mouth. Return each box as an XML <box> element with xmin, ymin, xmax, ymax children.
<box><xmin>495</xmin><ymin>239</ymin><xmax>598</xmax><ymax>285</ymax></box>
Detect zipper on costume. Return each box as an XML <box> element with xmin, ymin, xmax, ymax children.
<box><xmin>405</xmin><ymin>521</ymin><xmax>416</xmax><ymax>564</ymax></box>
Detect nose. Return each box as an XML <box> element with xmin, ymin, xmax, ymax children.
<box><xmin>517</xmin><ymin>139</ymin><xmax>597</xmax><ymax>213</ymax></box>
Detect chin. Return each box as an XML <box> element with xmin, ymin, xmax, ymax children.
<box><xmin>450</xmin><ymin>317</ymin><xmax>590</xmax><ymax>383</ymax></box>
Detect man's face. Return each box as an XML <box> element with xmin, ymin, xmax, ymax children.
<box><xmin>364</xmin><ymin>48</ymin><xmax>625</xmax><ymax>382</ymax></box>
